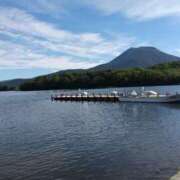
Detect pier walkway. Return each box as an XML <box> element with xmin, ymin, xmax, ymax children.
<box><xmin>51</xmin><ymin>94</ymin><xmax>119</xmax><ymax>102</ymax></box>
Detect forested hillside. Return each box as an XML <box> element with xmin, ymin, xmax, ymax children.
<box><xmin>19</xmin><ymin>61</ymin><xmax>180</xmax><ymax>91</ymax></box>
<box><xmin>0</xmin><ymin>85</ymin><xmax>14</xmax><ymax>91</ymax></box>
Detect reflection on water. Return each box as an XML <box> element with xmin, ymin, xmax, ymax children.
<box><xmin>0</xmin><ymin>86</ymin><xmax>180</xmax><ymax>180</ymax></box>
<box><xmin>164</xmin><ymin>103</ymin><xmax>180</xmax><ymax>110</ymax></box>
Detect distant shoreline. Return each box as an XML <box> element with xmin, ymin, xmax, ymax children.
<box><xmin>2</xmin><ymin>61</ymin><xmax>180</xmax><ymax>91</ymax></box>
<box><xmin>1</xmin><ymin>83</ymin><xmax>180</xmax><ymax>92</ymax></box>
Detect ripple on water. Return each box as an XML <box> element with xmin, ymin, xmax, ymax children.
<box><xmin>0</xmin><ymin>87</ymin><xmax>180</xmax><ymax>179</ymax></box>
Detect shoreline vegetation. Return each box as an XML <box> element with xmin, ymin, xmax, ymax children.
<box><xmin>1</xmin><ymin>61</ymin><xmax>180</xmax><ymax>91</ymax></box>
<box><xmin>0</xmin><ymin>85</ymin><xmax>14</xmax><ymax>91</ymax></box>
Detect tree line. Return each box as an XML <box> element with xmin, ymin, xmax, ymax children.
<box><xmin>0</xmin><ymin>85</ymin><xmax>14</xmax><ymax>91</ymax></box>
<box><xmin>19</xmin><ymin>61</ymin><xmax>180</xmax><ymax>91</ymax></box>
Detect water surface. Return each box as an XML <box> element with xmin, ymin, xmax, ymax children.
<box><xmin>0</xmin><ymin>86</ymin><xmax>180</xmax><ymax>180</ymax></box>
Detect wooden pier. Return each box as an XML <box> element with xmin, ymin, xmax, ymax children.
<box><xmin>51</xmin><ymin>94</ymin><xmax>119</xmax><ymax>102</ymax></box>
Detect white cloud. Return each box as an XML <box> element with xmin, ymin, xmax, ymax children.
<box><xmin>0</xmin><ymin>7</ymin><xmax>136</xmax><ymax>70</ymax></box>
<box><xmin>0</xmin><ymin>39</ymin><xmax>99</xmax><ymax>69</ymax></box>
<box><xmin>81</xmin><ymin>0</ymin><xmax>180</xmax><ymax>21</ymax></box>
<box><xmin>28</xmin><ymin>0</ymin><xmax>64</xmax><ymax>14</ymax></box>
<box><xmin>5</xmin><ymin>0</ymin><xmax>180</xmax><ymax>21</ymax></box>
<box><xmin>28</xmin><ymin>57</ymin><xmax>99</xmax><ymax>69</ymax></box>
<box><xmin>6</xmin><ymin>0</ymin><xmax>66</xmax><ymax>17</ymax></box>
<box><xmin>173</xmin><ymin>48</ymin><xmax>180</xmax><ymax>56</ymax></box>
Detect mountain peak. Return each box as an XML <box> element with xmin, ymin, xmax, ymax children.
<box><xmin>125</xmin><ymin>46</ymin><xmax>160</xmax><ymax>53</ymax></box>
<box><xmin>129</xmin><ymin>46</ymin><xmax>158</xmax><ymax>50</ymax></box>
<box><xmin>92</xmin><ymin>46</ymin><xmax>180</xmax><ymax>70</ymax></box>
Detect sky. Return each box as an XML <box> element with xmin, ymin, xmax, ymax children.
<box><xmin>0</xmin><ymin>0</ymin><xmax>180</xmax><ymax>81</ymax></box>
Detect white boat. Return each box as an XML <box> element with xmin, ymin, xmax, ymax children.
<box><xmin>118</xmin><ymin>88</ymin><xmax>180</xmax><ymax>103</ymax></box>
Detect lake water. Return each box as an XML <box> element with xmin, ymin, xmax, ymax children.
<box><xmin>0</xmin><ymin>85</ymin><xmax>180</xmax><ymax>180</ymax></box>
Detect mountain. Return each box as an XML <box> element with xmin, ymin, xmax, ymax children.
<box><xmin>19</xmin><ymin>61</ymin><xmax>180</xmax><ymax>91</ymax></box>
<box><xmin>1</xmin><ymin>46</ymin><xmax>180</xmax><ymax>88</ymax></box>
<box><xmin>92</xmin><ymin>47</ymin><xmax>180</xmax><ymax>70</ymax></box>
<box><xmin>0</xmin><ymin>79</ymin><xmax>29</xmax><ymax>88</ymax></box>
<box><xmin>0</xmin><ymin>70</ymin><xmax>85</xmax><ymax>88</ymax></box>
<box><xmin>47</xmin><ymin>69</ymin><xmax>85</xmax><ymax>77</ymax></box>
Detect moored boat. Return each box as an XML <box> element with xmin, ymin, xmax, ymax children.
<box><xmin>119</xmin><ymin>88</ymin><xmax>180</xmax><ymax>103</ymax></box>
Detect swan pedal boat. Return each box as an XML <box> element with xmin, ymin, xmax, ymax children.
<box><xmin>118</xmin><ymin>90</ymin><xmax>180</xmax><ymax>103</ymax></box>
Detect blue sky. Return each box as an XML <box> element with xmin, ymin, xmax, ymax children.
<box><xmin>0</xmin><ymin>0</ymin><xmax>180</xmax><ymax>81</ymax></box>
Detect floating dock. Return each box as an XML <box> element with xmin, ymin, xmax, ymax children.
<box><xmin>51</xmin><ymin>89</ymin><xmax>180</xmax><ymax>103</ymax></box>
<box><xmin>51</xmin><ymin>94</ymin><xmax>119</xmax><ymax>102</ymax></box>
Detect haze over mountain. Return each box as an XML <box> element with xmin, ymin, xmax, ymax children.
<box><xmin>92</xmin><ymin>47</ymin><xmax>180</xmax><ymax>70</ymax></box>
<box><xmin>1</xmin><ymin>46</ymin><xmax>180</xmax><ymax>87</ymax></box>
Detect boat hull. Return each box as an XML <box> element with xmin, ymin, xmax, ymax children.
<box><xmin>119</xmin><ymin>95</ymin><xmax>180</xmax><ymax>103</ymax></box>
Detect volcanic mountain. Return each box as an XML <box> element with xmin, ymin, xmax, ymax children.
<box><xmin>92</xmin><ymin>47</ymin><xmax>180</xmax><ymax>70</ymax></box>
<box><xmin>1</xmin><ymin>46</ymin><xmax>180</xmax><ymax>87</ymax></box>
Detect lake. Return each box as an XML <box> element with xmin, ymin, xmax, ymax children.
<box><xmin>0</xmin><ymin>85</ymin><xmax>180</xmax><ymax>180</ymax></box>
